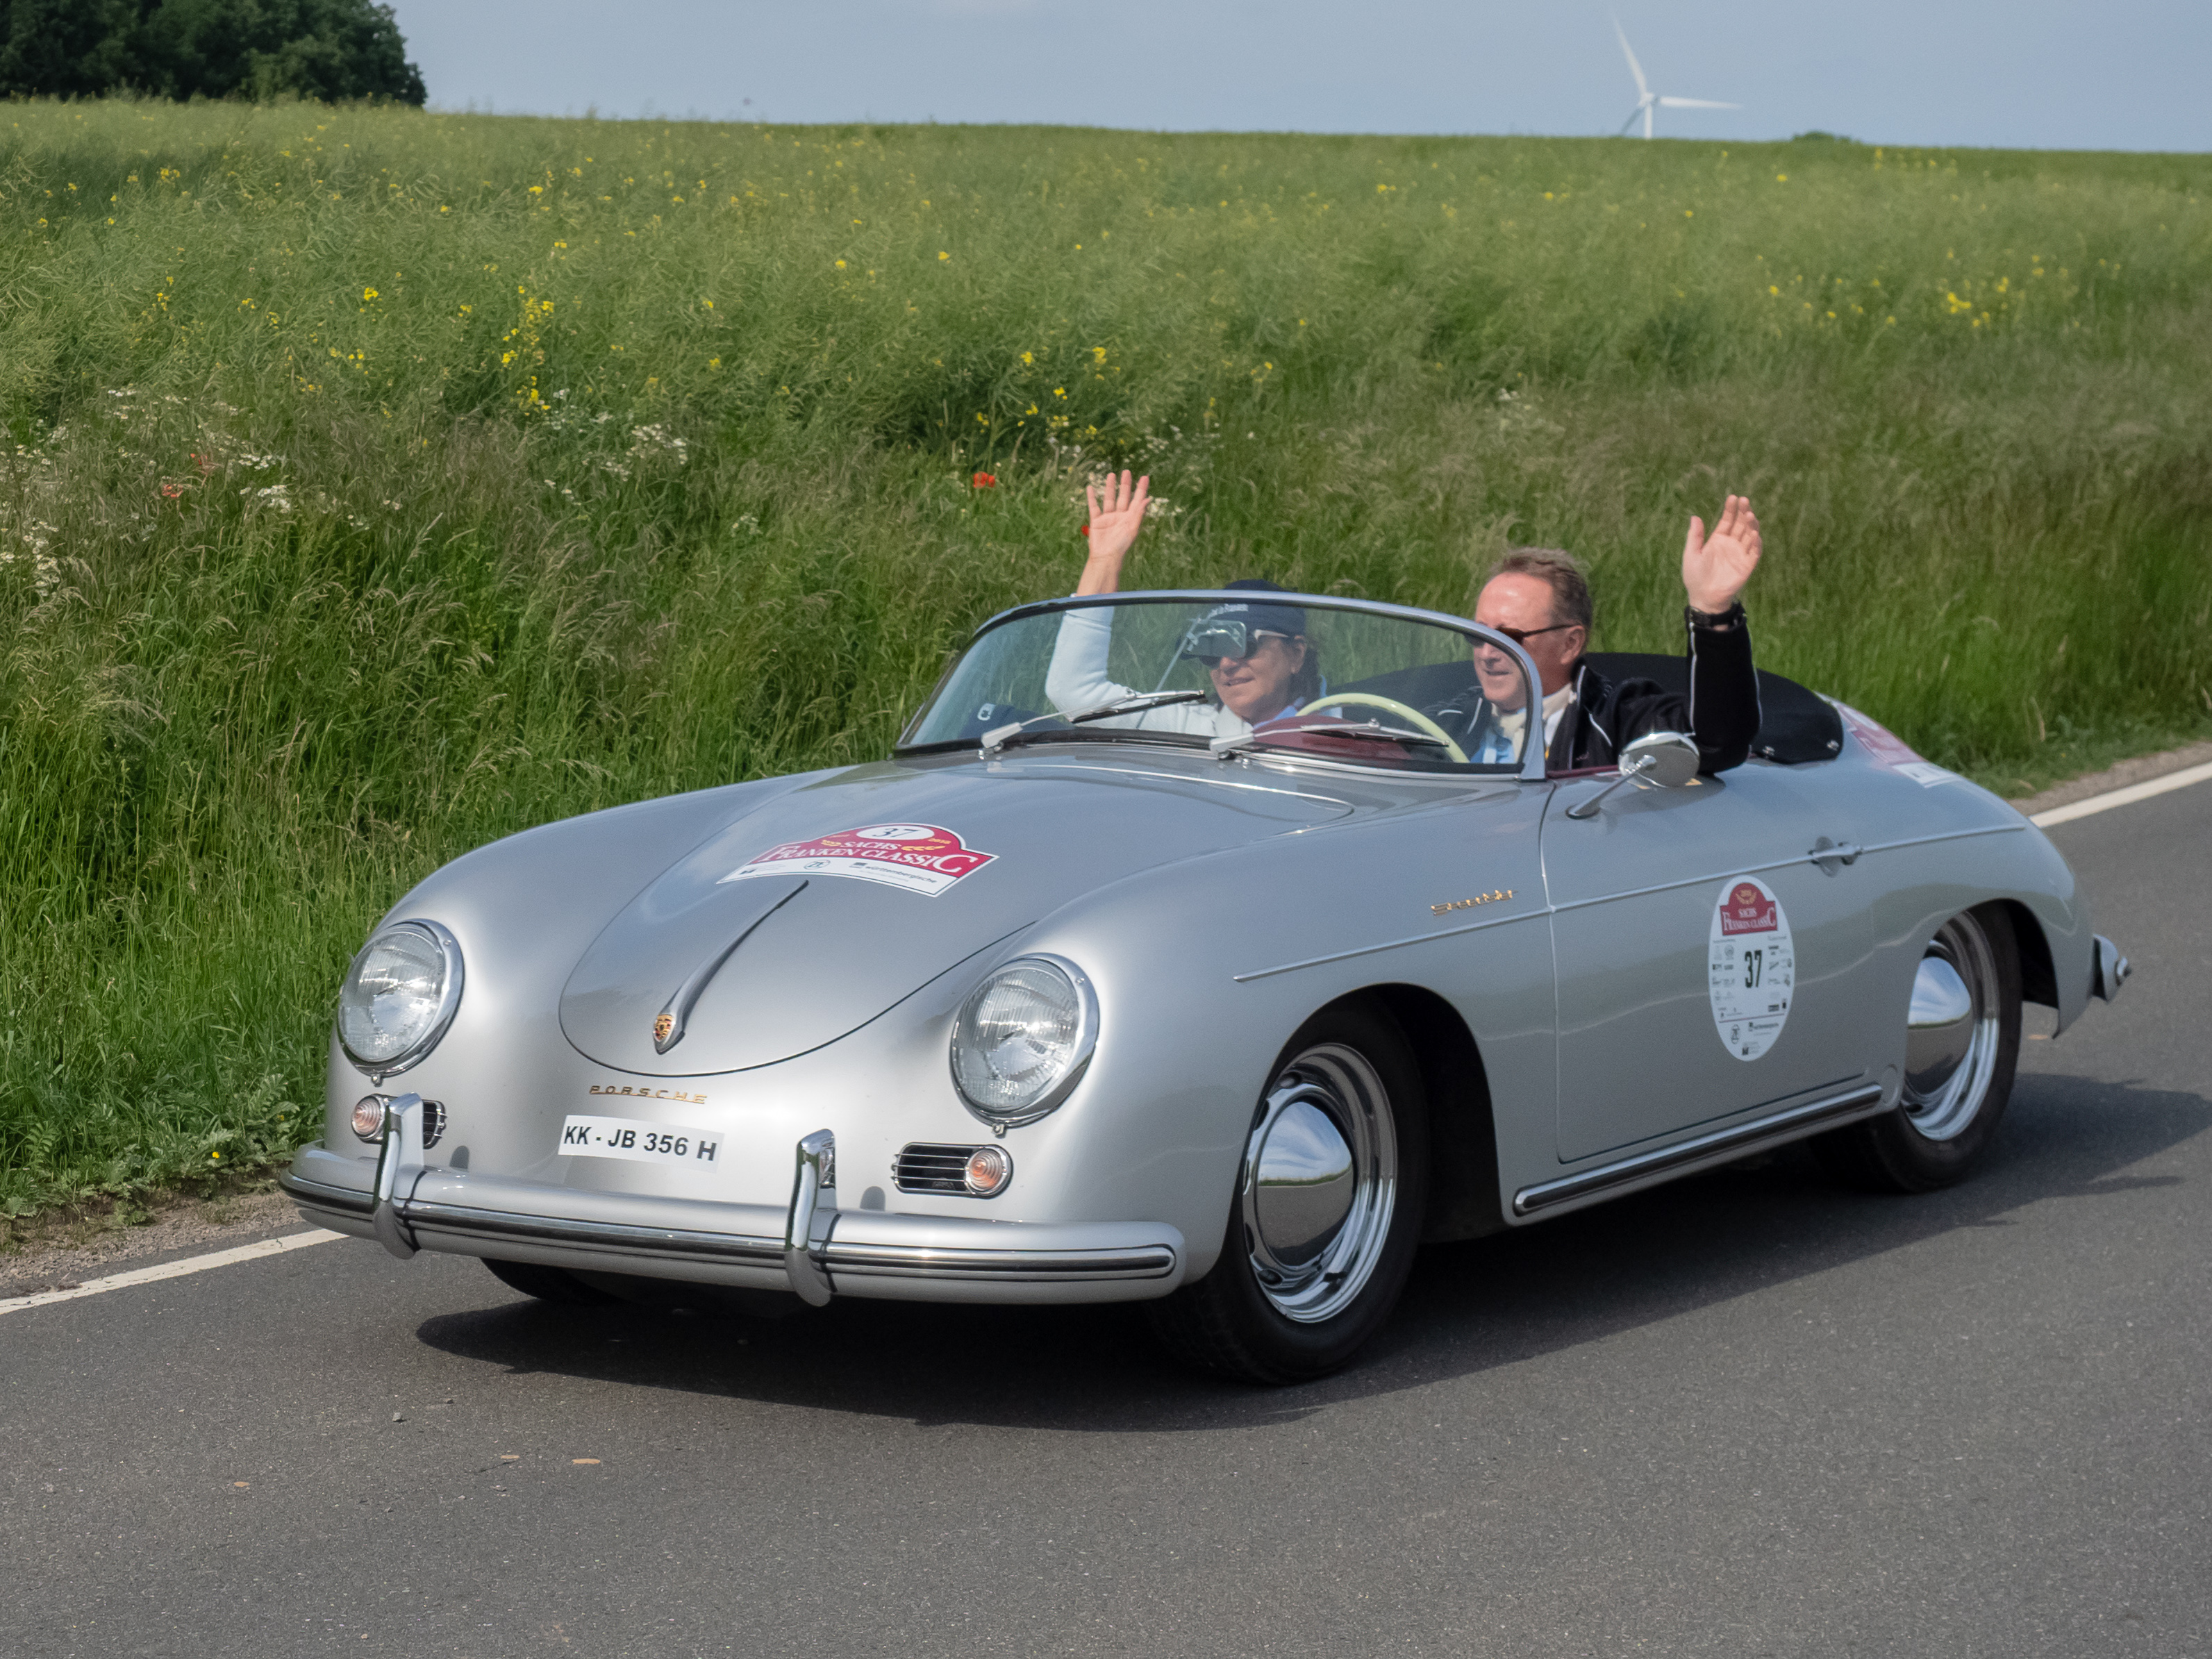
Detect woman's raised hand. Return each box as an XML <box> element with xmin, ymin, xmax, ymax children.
<box><xmin>1076</xmin><ymin>470</ymin><xmax>1150</xmax><ymax>596</ymax></box>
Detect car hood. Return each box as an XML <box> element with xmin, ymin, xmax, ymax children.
<box><xmin>558</xmin><ymin>755</ymin><xmax>1351</xmax><ymax>1075</ymax></box>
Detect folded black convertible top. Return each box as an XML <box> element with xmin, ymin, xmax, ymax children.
<box><xmin>1581</xmin><ymin>652</ymin><xmax>1843</xmax><ymax>767</ymax></box>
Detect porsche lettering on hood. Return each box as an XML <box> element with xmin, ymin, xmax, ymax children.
<box><xmin>556</xmin><ymin>760</ymin><xmax>1349</xmax><ymax>1076</ymax></box>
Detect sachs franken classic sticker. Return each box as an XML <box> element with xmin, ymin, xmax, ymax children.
<box><xmin>1832</xmin><ymin>699</ymin><xmax>1961</xmax><ymax>790</ymax></box>
<box><xmin>1708</xmin><ymin>876</ymin><xmax>1797</xmax><ymax>1060</ymax></box>
<box><xmin>717</xmin><ymin>823</ymin><xmax>997</xmax><ymax>898</ymax></box>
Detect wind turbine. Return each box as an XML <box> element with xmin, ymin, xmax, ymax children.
<box><xmin>1613</xmin><ymin>17</ymin><xmax>1739</xmax><ymax>139</ymax></box>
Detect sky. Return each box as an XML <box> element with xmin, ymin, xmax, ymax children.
<box><xmin>385</xmin><ymin>1</ymin><xmax>2211</xmax><ymax>153</ymax></box>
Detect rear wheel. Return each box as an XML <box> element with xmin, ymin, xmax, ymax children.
<box><xmin>1147</xmin><ymin>1002</ymin><xmax>1429</xmax><ymax>1385</ymax></box>
<box><xmin>481</xmin><ymin>1257</ymin><xmax>617</xmax><ymax>1306</ymax></box>
<box><xmin>1814</xmin><ymin>903</ymin><xmax>2022</xmax><ymax>1192</ymax></box>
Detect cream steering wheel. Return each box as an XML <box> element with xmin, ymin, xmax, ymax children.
<box><xmin>1292</xmin><ymin>693</ymin><xmax>1467</xmax><ymax>765</ymax></box>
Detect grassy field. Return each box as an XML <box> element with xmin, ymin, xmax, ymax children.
<box><xmin>1</xmin><ymin>99</ymin><xmax>2208</xmax><ymax>1218</ymax></box>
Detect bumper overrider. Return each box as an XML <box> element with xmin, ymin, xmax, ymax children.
<box><xmin>2090</xmin><ymin>934</ymin><xmax>2130</xmax><ymax>1003</ymax></box>
<box><xmin>280</xmin><ymin>1097</ymin><xmax>1186</xmax><ymax>1306</ymax></box>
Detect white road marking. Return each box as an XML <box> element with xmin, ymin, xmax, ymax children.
<box><xmin>2031</xmin><ymin>761</ymin><xmax>2212</xmax><ymax>828</ymax></box>
<box><xmin>0</xmin><ymin>1228</ymin><xmax>344</xmax><ymax>1317</ymax></box>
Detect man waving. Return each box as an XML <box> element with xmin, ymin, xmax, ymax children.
<box><xmin>1432</xmin><ymin>495</ymin><xmax>1767</xmax><ymax>774</ymax></box>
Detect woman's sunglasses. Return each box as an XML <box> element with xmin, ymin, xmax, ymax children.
<box><xmin>1181</xmin><ymin>620</ymin><xmax>1295</xmax><ymax>667</ymax></box>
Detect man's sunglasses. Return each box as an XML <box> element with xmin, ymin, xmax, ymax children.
<box><xmin>1483</xmin><ymin>622</ymin><xmax>1579</xmax><ymax>648</ymax></box>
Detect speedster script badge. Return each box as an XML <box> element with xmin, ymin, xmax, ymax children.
<box><xmin>1708</xmin><ymin>876</ymin><xmax>1796</xmax><ymax>1060</ymax></box>
<box><xmin>717</xmin><ymin>823</ymin><xmax>997</xmax><ymax>898</ymax></box>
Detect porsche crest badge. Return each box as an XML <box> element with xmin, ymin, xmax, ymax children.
<box><xmin>653</xmin><ymin>1012</ymin><xmax>676</xmax><ymax>1045</ymax></box>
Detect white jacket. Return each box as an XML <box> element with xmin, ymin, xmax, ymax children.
<box><xmin>1043</xmin><ymin>610</ymin><xmax>1252</xmax><ymax>740</ymax></box>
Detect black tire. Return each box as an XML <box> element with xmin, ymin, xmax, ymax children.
<box><xmin>481</xmin><ymin>1256</ymin><xmax>617</xmax><ymax>1306</ymax></box>
<box><xmin>1813</xmin><ymin>903</ymin><xmax>2022</xmax><ymax>1193</ymax></box>
<box><xmin>1147</xmin><ymin>1001</ymin><xmax>1429</xmax><ymax>1385</ymax></box>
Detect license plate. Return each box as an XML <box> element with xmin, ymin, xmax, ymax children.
<box><xmin>557</xmin><ymin>1115</ymin><xmax>722</xmax><ymax>1168</ymax></box>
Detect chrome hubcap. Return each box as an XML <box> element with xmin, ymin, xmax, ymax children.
<box><xmin>1241</xmin><ymin>1043</ymin><xmax>1397</xmax><ymax>1324</ymax></box>
<box><xmin>1902</xmin><ymin>913</ymin><xmax>1999</xmax><ymax>1141</ymax></box>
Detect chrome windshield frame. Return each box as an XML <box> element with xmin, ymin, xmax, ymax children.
<box><xmin>899</xmin><ymin>589</ymin><xmax>1551</xmax><ymax>783</ymax></box>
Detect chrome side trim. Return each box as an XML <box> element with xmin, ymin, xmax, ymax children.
<box><xmin>1854</xmin><ymin>824</ymin><xmax>2027</xmax><ymax>858</ymax></box>
<box><xmin>1549</xmin><ymin>824</ymin><xmax>2024</xmax><ymax>919</ymax></box>
<box><xmin>1236</xmin><ymin>822</ymin><xmax>2029</xmax><ymax>983</ymax></box>
<box><xmin>1514</xmin><ymin>1082</ymin><xmax>1886</xmax><ymax>1216</ymax></box>
<box><xmin>1233</xmin><ymin>906</ymin><xmax>1544</xmax><ymax>983</ymax></box>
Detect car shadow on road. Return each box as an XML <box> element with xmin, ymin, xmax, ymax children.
<box><xmin>411</xmin><ymin>1072</ymin><xmax>2206</xmax><ymax>1433</ymax></box>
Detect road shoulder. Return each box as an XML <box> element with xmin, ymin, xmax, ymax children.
<box><xmin>2012</xmin><ymin>738</ymin><xmax>2212</xmax><ymax>817</ymax></box>
<box><xmin>0</xmin><ymin>1186</ymin><xmax>303</xmax><ymax>1300</ymax></box>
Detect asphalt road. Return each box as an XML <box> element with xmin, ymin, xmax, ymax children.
<box><xmin>5</xmin><ymin>787</ymin><xmax>2205</xmax><ymax>1658</ymax></box>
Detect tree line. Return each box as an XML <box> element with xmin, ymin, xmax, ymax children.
<box><xmin>0</xmin><ymin>0</ymin><xmax>424</xmax><ymax>104</ymax></box>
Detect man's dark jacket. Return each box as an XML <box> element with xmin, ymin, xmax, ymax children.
<box><xmin>1429</xmin><ymin>608</ymin><xmax>1763</xmax><ymax>774</ymax></box>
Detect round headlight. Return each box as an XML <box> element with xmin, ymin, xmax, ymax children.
<box><xmin>949</xmin><ymin>956</ymin><xmax>1098</xmax><ymax>1127</ymax></box>
<box><xmin>338</xmin><ymin>920</ymin><xmax>464</xmax><ymax>1078</ymax></box>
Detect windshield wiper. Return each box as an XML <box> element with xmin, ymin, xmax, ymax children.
<box><xmin>1210</xmin><ymin>719</ymin><xmax>1450</xmax><ymax>759</ymax></box>
<box><xmin>979</xmin><ymin>690</ymin><xmax>1209</xmax><ymax>757</ymax></box>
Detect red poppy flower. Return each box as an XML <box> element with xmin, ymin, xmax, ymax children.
<box><xmin>160</xmin><ymin>481</ymin><xmax>186</xmax><ymax>501</ymax></box>
<box><xmin>972</xmin><ymin>471</ymin><xmax>997</xmax><ymax>488</ymax></box>
<box><xmin>1079</xmin><ymin>524</ymin><xmax>1090</xmax><ymax>537</ymax></box>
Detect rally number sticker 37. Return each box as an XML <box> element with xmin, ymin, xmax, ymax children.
<box><xmin>717</xmin><ymin>823</ymin><xmax>995</xmax><ymax>898</ymax></box>
<box><xmin>558</xmin><ymin>1115</ymin><xmax>722</xmax><ymax>1168</ymax></box>
<box><xmin>1708</xmin><ymin>876</ymin><xmax>1795</xmax><ymax>1060</ymax></box>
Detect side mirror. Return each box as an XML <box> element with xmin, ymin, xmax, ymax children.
<box><xmin>1565</xmin><ymin>731</ymin><xmax>1702</xmax><ymax>819</ymax></box>
<box><xmin>1622</xmin><ymin>730</ymin><xmax>1701</xmax><ymax>787</ymax></box>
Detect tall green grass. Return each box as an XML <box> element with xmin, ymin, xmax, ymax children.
<box><xmin>1</xmin><ymin>101</ymin><xmax>2208</xmax><ymax>1212</ymax></box>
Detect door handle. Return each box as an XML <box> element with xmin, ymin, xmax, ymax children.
<box><xmin>1808</xmin><ymin>837</ymin><xmax>1861</xmax><ymax>874</ymax></box>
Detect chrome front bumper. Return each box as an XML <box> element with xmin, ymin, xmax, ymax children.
<box><xmin>281</xmin><ymin>1127</ymin><xmax>1186</xmax><ymax>1307</ymax></box>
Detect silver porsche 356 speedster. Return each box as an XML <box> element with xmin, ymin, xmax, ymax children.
<box><xmin>283</xmin><ymin>590</ymin><xmax>2129</xmax><ymax>1382</ymax></box>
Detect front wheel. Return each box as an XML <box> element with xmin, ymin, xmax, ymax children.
<box><xmin>1147</xmin><ymin>1002</ymin><xmax>1429</xmax><ymax>1385</ymax></box>
<box><xmin>1813</xmin><ymin>903</ymin><xmax>2022</xmax><ymax>1193</ymax></box>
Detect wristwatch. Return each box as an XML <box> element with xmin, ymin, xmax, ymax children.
<box><xmin>1686</xmin><ymin>600</ymin><xmax>1745</xmax><ymax>629</ymax></box>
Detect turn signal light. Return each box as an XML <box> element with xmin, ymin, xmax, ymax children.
<box><xmin>963</xmin><ymin>1144</ymin><xmax>1013</xmax><ymax>1197</ymax></box>
<box><xmin>351</xmin><ymin>1095</ymin><xmax>390</xmax><ymax>1141</ymax></box>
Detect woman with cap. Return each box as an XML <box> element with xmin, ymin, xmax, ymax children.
<box><xmin>1044</xmin><ymin>470</ymin><xmax>1319</xmax><ymax>735</ymax></box>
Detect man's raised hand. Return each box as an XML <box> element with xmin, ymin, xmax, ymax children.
<box><xmin>1682</xmin><ymin>494</ymin><xmax>1762</xmax><ymax>617</ymax></box>
<box><xmin>1075</xmin><ymin>470</ymin><xmax>1150</xmax><ymax>596</ymax></box>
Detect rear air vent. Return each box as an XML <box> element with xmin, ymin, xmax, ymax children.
<box><xmin>895</xmin><ymin>1143</ymin><xmax>994</xmax><ymax>1195</ymax></box>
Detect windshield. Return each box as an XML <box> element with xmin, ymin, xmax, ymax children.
<box><xmin>899</xmin><ymin>594</ymin><xmax>1535</xmax><ymax>774</ymax></box>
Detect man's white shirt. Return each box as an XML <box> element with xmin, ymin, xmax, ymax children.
<box><xmin>1474</xmin><ymin>681</ymin><xmax>1575</xmax><ymax>765</ymax></box>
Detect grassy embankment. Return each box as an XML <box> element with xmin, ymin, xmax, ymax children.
<box><xmin>1</xmin><ymin>101</ymin><xmax>2208</xmax><ymax>1218</ymax></box>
